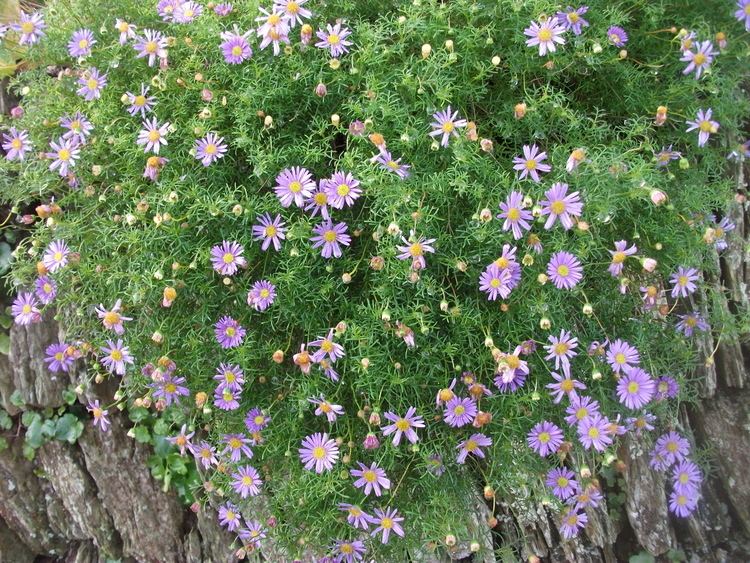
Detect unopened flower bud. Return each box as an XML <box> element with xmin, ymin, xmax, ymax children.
<box><xmin>421</xmin><ymin>44</ymin><xmax>432</xmax><ymax>58</ymax></box>
<box><xmin>445</xmin><ymin>534</ymin><xmax>456</xmax><ymax>547</ymax></box>
<box><xmin>370</xmin><ymin>256</ymin><xmax>385</xmax><ymax>270</ymax></box>
<box><xmin>330</xmin><ymin>113</ymin><xmax>340</xmax><ymax>126</ymax></box>
<box><xmin>315</xmin><ymin>83</ymin><xmax>327</xmax><ymax>97</ymax></box>
<box><xmin>480</xmin><ymin>138</ymin><xmax>493</xmax><ymax>152</ymax></box>
<box><xmin>650</xmin><ymin>189</ymin><xmax>667</xmax><ymax>205</ymax></box>
<box><xmin>642</xmin><ymin>257</ymin><xmax>657</xmax><ymax>272</ymax></box>
<box><xmin>329</xmin><ymin>58</ymin><xmax>341</xmax><ymax>70</ymax></box>
<box><xmin>483</xmin><ymin>485</ymin><xmax>495</xmax><ymax>500</ymax></box>
<box><xmin>537</xmin><ymin>273</ymin><xmax>548</xmax><ymax>285</ymax></box>
<box><xmin>540</xmin><ymin>317</ymin><xmax>551</xmax><ymax>330</ymax></box>
<box><xmin>655</xmin><ymin>106</ymin><xmax>668</xmax><ymax>126</ymax></box>
<box><xmin>264</xmin><ymin>115</ymin><xmax>273</xmax><ymax>128</ymax></box>
<box><xmin>195</xmin><ymin>391</ymin><xmax>207</xmax><ymax>407</ymax></box>
<box><xmin>491</xmin><ymin>55</ymin><xmax>501</xmax><ymax>66</ymax></box>
<box><xmin>272</xmin><ymin>350</ymin><xmax>284</xmax><ymax>363</ymax></box>
<box><xmin>479</xmin><ymin>208</ymin><xmax>492</xmax><ymax>222</ymax></box>
<box><xmin>152</xmin><ymin>331</ymin><xmax>163</xmax><ymax>344</ymax></box>
<box><xmin>363</xmin><ymin>433</ymin><xmax>380</xmax><ymax>450</ymax></box>
<box><xmin>514</xmin><ymin>102</ymin><xmax>527</xmax><ymax>119</ymax></box>
<box><xmin>361</xmin><ymin>357</ymin><xmax>370</xmax><ymax>370</ymax></box>
<box><xmin>583</xmin><ymin>303</ymin><xmax>593</xmax><ymax>316</ymax></box>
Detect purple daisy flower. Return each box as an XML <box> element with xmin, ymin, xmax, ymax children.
<box><xmin>43</xmin><ymin>240</ymin><xmax>71</xmax><ymax>273</ymax></box>
<box><xmin>247</xmin><ymin>280</ymin><xmax>277</xmax><ymax>311</ymax></box>
<box><xmin>310</xmin><ymin>329</ymin><xmax>345</xmax><ymax>363</ymax></box>
<box><xmin>35</xmin><ymin>276</ymin><xmax>57</xmax><ymax>305</ymax></box>
<box><xmin>274</xmin><ymin>0</ymin><xmax>312</xmax><ymax>26</ymax></box>
<box><xmin>527</xmin><ymin>421</ymin><xmax>564</xmax><ymax>457</ymax></box>
<box><xmin>214</xmin><ymin>363</ymin><xmax>245</xmax><ymax>391</ymax></box>
<box><xmin>324</xmin><ymin>171</ymin><xmax>362</xmax><ymax>209</ymax></box>
<box><xmin>239</xmin><ymin>520</ymin><xmax>266</xmax><ymax>548</ymax></box>
<box><xmin>61</xmin><ymin>112</ymin><xmax>94</xmax><ymax>144</ymax></box>
<box><xmin>222</xmin><ymin>433</ymin><xmax>254</xmax><ymax>463</ymax></box>
<box><xmin>616</xmin><ymin>367</ymin><xmax>655</xmax><ymax>409</ymax></box>
<box><xmin>655</xmin><ymin>375</ymin><xmax>680</xmax><ymax>400</ymax></box>
<box><xmin>2</xmin><ymin>127</ymin><xmax>32</xmax><ymax>161</ymax></box>
<box><xmin>736</xmin><ymin>0</ymin><xmax>750</xmax><ymax>30</ymax></box>
<box><xmin>218</xmin><ymin>503</ymin><xmax>242</xmax><ymax>532</ymax></box>
<box><xmin>626</xmin><ymin>412</ymin><xmax>657</xmax><ymax>435</ymax></box>
<box><xmin>309</xmin><ymin>395</ymin><xmax>345</xmax><ymax>423</ymax></box>
<box><xmin>556</xmin><ymin>6</ymin><xmax>589</xmax><ymax>35</ymax></box>
<box><xmin>513</xmin><ymin>144</ymin><xmax>551</xmax><ymax>182</ymax></box>
<box><xmin>77</xmin><ymin>68</ymin><xmax>107</xmax><ymax>101</ymax></box>
<box><xmin>47</xmin><ymin>137</ymin><xmax>80</xmax><ymax>177</ymax></box>
<box><xmin>245</xmin><ymin>408</ymin><xmax>270</xmax><ymax>432</ymax></box>
<box><xmin>713</xmin><ymin>216</ymin><xmax>736</xmax><ymax>251</ymax></box>
<box><xmin>134</xmin><ymin>29</ymin><xmax>167</xmax><ymax>67</ymax></box>
<box><xmin>259</xmin><ymin>24</ymin><xmax>290</xmax><ymax>55</ymax></box>
<box><xmin>479</xmin><ymin>263</ymin><xmax>513</xmax><ymax>301</ymax></box>
<box><xmin>13</xmin><ymin>11</ymin><xmax>46</xmax><ymax>45</ymax></box>
<box><xmin>252</xmin><ymin>213</ymin><xmax>286</xmax><ymax>252</ymax></box>
<box><xmin>214</xmin><ymin>315</ymin><xmax>246</xmax><ymax>348</ymax></box>
<box><xmin>577</xmin><ymin>413</ymin><xmax>613</xmax><ymax>452</ymax></box>
<box><xmin>559</xmin><ymin>508</ymin><xmax>587</xmax><ymax>539</ymax></box>
<box><xmin>670</xmin><ymin>266</ymin><xmax>700</xmax><ymax>298</ymax></box>
<box><xmin>68</xmin><ymin>29</ymin><xmax>96</xmax><ymax>58</ymax></box>
<box><xmin>114</xmin><ymin>19</ymin><xmax>137</xmax><ymax>44</ymax></box>
<box><xmin>44</xmin><ymin>342</ymin><xmax>75</xmax><ymax>373</ymax></box>
<box><xmin>686</xmin><ymin>108</ymin><xmax>719</xmax><ymax>147</ymax></box>
<box><xmin>443</xmin><ymin>396</ymin><xmax>477</xmax><ymax>427</ymax></box>
<box><xmin>144</xmin><ymin>156</ymin><xmax>167</xmax><ymax>181</ymax></box>
<box><xmin>498</xmin><ymin>191</ymin><xmax>533</xmax><ymax>240</ymax></box>
<box><xmin>494</xmin><ymin>346</ymin><xmax>530</xmax><ymax>392</ymax></box>
<box><xmin>654</xmin><ymin>145</ymin><xmax>682</xmax><ymax>167</ymax></box>
<box><xmin>304</xmin><ymin>184</ymin><xmax>332</xmax><ymax>219</ymax></box>
<box><xmin>681</xmin><ymin>40</ymin><xmax>718</xmax><ymax>79</ymax></box>
<box><xmin>256</xmin><ymin>7</ymin><xmax>288</xmax><ymax>37</ymax></box>
<box><xmin>540</xmin><ymin>182</ymin><xmax>583</xmax><ymax>230</ymax></box>
<box><xmin>232</xmin><ymin>465</ymin><xmax>262</xmax><ymax>498</ymax></box>
<box><xmin>152</xmin><ymin>374</ymin><xmax>190</xmax><ymax>406</ymax></box>
<box><xmin>351</xmin><ymin>462</ymin><xmax>391</xmax><ymax>496</ymax></box>
<box><xmin>157</xmin><ymin>0</ymin><xmax>180</xmax><ymax>22</ymax></box>
<box><xmin>456</xmin><ymin>433</ymin><xmax>492</xmax><ymax>464</ymax></box>
<box><xmin>87</xmin><ymin>400</ymin><xmax>110</xmax><ymax>432</ymax></box>
<box><xmin>369</xmin><ymin>507</ymin><xmax>404</xmax><ymax>545</ymax></box>
<box><xmin>544</xmin><ymin>329</ymin><xmax>578</xmax><ymax>377</ymax></box>
<box><xmin>126</xmin><ymin>84</ymin><xmax>156</xmax><ymax>118</ymax></box>
<box><xmin>311</xmin><ymin>220</ymin><xmax>351</xmax><ymax>258</ymax></box>
<box><xmin>137</xmin><ymin>117</ymin><xmax>170</xmax><ymax>154</ymax></box>
<box><xmin>568</xmin><ymin>485</ymin><xmax>603</xmax><ymax>510</ymax></box>
<box><xmin>174</xmin><ymin>1</ymin><xmax>203</xmax><ymax>23</ymax></box>
<box><xmin>608</xmin><ymin>240</ymin><xmax>637</xmax><ymax>277</ymax></box>
<box><xmin>546</xmin><ymin>467</ymin><xmax>579</xmax><ymax>500</ymax></box>
<box><xmin>332</xmin><ymin>539</ymin><xmax>366</xmax><ymax>563</ymax></box>
<box><xmin>672</xmin><ymin>460</ymin><xmax>702</xmax><ymax>495</ymax></box>
<box><xmin>654</xmin><ymin>431</ymin><xmax>690</xmax><ymax>466</ymax></box>
<box><xmin>191</xmin><ymin>441</ymin><xmax>218</xmax><ymax>469</ymax></box>
<box><xmin>381</xmin><ymin>407</ymin><xmax>425</xmax><ymax>446</ymax></box>
<box><xmin>524</xmin><ymin>17</ymin><xmax>566</xmax><ymax>56</ymax></box>
<box><xmin>275</xmin><ymin>166</ymin><xmax>315</xmax><ymax>208</ymax></box>
<box><xmin>373</xmin><ymin>149</ymin><xmax>411</xmax><ymax>179</ymax></box>
<box><xmin>299</xmin><ymin>432</ymin><xmax>339</xmax><ymax>473</ymax></box>
<box><xmin>195</xmin><ymin>132</ymin><xmax>227</xmax><ymax>166</ymax></box>
<box><xmin>606</xmin><ymin>26</ymin><xmax>628</xmax><ymax>47</ymax></box>
<box><xmin>428</xmin><ymin>106</ymin><xmax>468</xmax><ymax>147</ymax></box>
<box><xmin>220</xmin><ymin>28</ymin><xmax>253</xmax><ymax>64</ymax></box>
<box><xmin>676</xmin><ymin>312</ymin><xmax>709</xmax><ymax>337</ymax></box>
<box><xmin>547</xmin><ymin>251</ymin><xmax>583</xmax><ymax>290</ymax></box>
<box><xmin>396</xmin><ymin>231</ymin><xmax>436</xmax><ymax>271</ymax></box>
<box><xmin>564</xmin><ymin>396</ymin><xmax>600</xmax><ymax>426</ymax></box>
<box><xmin>214</xmin><ymin>3</ymin><xmax>233</xmax><ymax>16</ymax></box>
<box><xmin>606</xmin><ymin>339</ymin><xmax>640</xmax><ymax>373</ymax></box>
<box><xmin>339</xmin><ymin>503</ymin><xmax>371</xmax><ymax>530</ymax></box>
<box><xmin>669</xmin><ymin>489</ymin><xmax>699</xmax><ymax>517</ymax></box>
<box><xmin>210</xmin><ymin>241</ymin><xmax>246</xmax><ymax>276</ymax></box>
<box><xmin>168</xmin><ymin>425</ymin><xmax>194</xmax><ymax>455</ymax></box>
<box><xmin>315</xmin><ymin>23</ymin><xmax>353</xmax><ymax>58</ymax></box>
<box><xmin>100</xmin><ymin>339</ymin><xmax>134</xmax><ymax>375</ymax></box>
<box><xmin>95</xmin><ymin>299</ymin><xmax>133</xmax><ymax>334</ymax></box>
<box><xmin>215</xmin><ymin>390</ymin><xmax>241</xmax><ymax>411</ymax></box>
<box><xmin>546</xmin><ymin>372</ymin><xmax>586</xmax><ymax>404</ymax></box>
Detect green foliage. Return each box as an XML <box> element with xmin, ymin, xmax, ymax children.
<box><xmin>2</xmin><ymin>0</ymin><xmax>748</xmax><ymax>559</ymax></box>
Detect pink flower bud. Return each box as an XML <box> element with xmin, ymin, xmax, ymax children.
<box><xmin>642</xmin><ymin>258</ymin><xmax>657</xmax><ymax>272</ymax></box>
<box><xmin>650</xmin><ymin>189</ymin><xmax>667</xmax><ymax>205</ymax></box>
<box><xmin>368</xmin><ymin>412</ymin><xmax>381</xmax><ymax>426</ymax></box>
<box><xmin>363</xmin><ymin>433</ymin><xmax>380</xmax><ymax>450</ymax></box>
<box><xmin>201</xmin><ymin>88</ymin><xmax>213</xmax><ymax>102</ymax></box>
<box><xmin>10</xmin><ymin>106</ymin><xmax>24</xmax><ymax>119</ymax></box>
<box><xmin>315</xmin><ymin>83</ymin><xmax>327</xmax><ymax>97</ymax></box>
<box><xmin>190</xmin><ymin>502</ymin><xmax>200</xmax><ymax>513</ymax></box>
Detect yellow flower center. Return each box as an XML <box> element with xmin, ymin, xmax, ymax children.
<box><xmin>148</xmin><ymin>130</ymin><xmax>161</xmax><ymax>142</ymax></box>
<box><xmin>490</xmin><ymin>278</ymin><xmax>501</xmax><ymax>288</ymax></box>
<box><xmin>289</xmin><ymin>180</ymin><xmax>302</xmax><ymax>193</ymax></box>
<box><xmin>54</xmin><ymin>352</ymin><xmax>64</xmax><ymax>361</ymax></box>
<box><xmin>78</xmin><ymin>39</ymin><xmax>89</xmax><ymax>49</ymax></box>
<box><xmin>568</xmin><ymin>13</ymin><xmax>579</xmax><ymax>23</ymax></box>
<box><xmin>554</xmin><ymin>343</ymin><xmax>568</xmax><ymax>355</ymax></box>
<box><xmin>395</xmin><ymin>419</ymin><xmax>410</xmax><ymax>431</ymax></box>
<box><xmin>615</xmin><ymin>353</ymin><xmax>626</xmax><ymax>364</ymax></box>
<box><xmin>538</xmin><ymin>432</ymin><xmax>550</xmax><ymax>444</ymax></box>
<box><xmin>387</xmin><ymin>160</ymin><xmax>400</xmax><ymax>169</ymax></box>
<box><xmin>222</xmin><ymin>252</ymin><xmax>234</xmax><ymax>264</ymax></box>
<box><xmin>612</xmin><ymin>251</ymin><xmax>626</xmax><ymax>264</ymax></box>
<box><xmin>465</xmin><ymin>439</ymin><xmax>477</xmax><ymax>451</ymax></box>
<box><xmin>225</xmin><ymin>371</ymin><xmax>236</xmax><ymax>382</ymax></box>
<box><xmin>495</xmin><ymin>257</ymin><xmax>509</xmax><ymax>269</ymax></box>
<box><xmin>646</xmin><ymin>286</ymin><xmax>657</xmax><ymax>297</ymax></box>
<box><xmin>409</xmin><ymin>243</ymin><xmax>423</xmax><ymax>257</ymax></box>
<box><xmin>314</xmin><ymin>192</ymin><xmax>328</xmax><ymax>205</ymax></box>
<box><xmin>538</xmin><ymin>29</ymin><xmax>552</xmax><ymax>42</ymax></box>
<box><xmin>557</xmin><ymin>265</ymin><xmax>570</xmax><ymax>277</ymax></box>
<box><xmin>21</xmin><ymin>22</ymin><xmax>35</xmax><ymax>34</ymax></box>
<box><xmin>288</xmin><ymin>2</ymin><xmax>299</xmax><ymax>13</ymax></box>
<box><xmin>746</xmin><ymin>4</ymin><xmax>750</xmax><ymax>14</ymax></box>
<box><xmin>678</xmin><ymin>275</ymin><xmax>689</xmax><ymax>286</ymax></box>
<box><xmin>525</xmin><ymin>159</ymin><xmax>537</xmax><ymax>170</ymax></box>
<box><xmin>576</xmin><ymin>407</ymin><xmax>588</xmax><ymax>420</ymax></box>
<box><xmin>165</xmin><ymin>383</ymin><xmax>177</xmax><ymax>394</ymax></box>
<box><xmin>557</xmin><ymin>477</ymin><xmax>569</xmax><ymax>487</ymax></box>
<box><xmin>229</xmin><ymin>438</ymin><xmax>242</xmax><ymax>449</ymax></box>
<box><xmin>320</xmin><ymin>402</ymin><xmax>332</xmax><ymax>413</ymax></box>
<box><xmin>260</xmin><ymin>289</ymin><xmax>270</xmax><ymax>298</ymax></box>
<box><xmin>679</xmin><ymin>473</ymin><xmax>689</xmax><ymax>484</ymax></box>
<box><xmin>22</xmin><ymin>304</ymin><xmax>32</xmax><ymax>314</ymax></box>
<box><xmin>110</xmin><ymin>350</ymin><xmax>123</xmax><ymax>361</ymax></box>
<box><xmin>43</xmin><ymin>283</ymin><xmax>52</xmax><ymax>293</ymax></box>
<box><xmin>507</xmin><ymin>208</ymin><xmax>520</xmax><ymax>221</ymax></box>
<box><xmin>312</xmin><ymin>446</ymin><xmax>326</xmax><ymax>459</ymax></box>
<box><xmin>627</xmin><ymin>381</ymin><xmax>640</xmax><ymax>394</ymax></box>
<box><xmin>145</xmin><ymin>41</ymin><xmax>158</xmax><ymax>54</ymax></box>
<box><xmin>609</xmin><ymin>33</ymin><xmax>621</xmax><ymax>43</ymax></box>
<box><xmin>693</xmin><ymin>53</ymin><xmax>706</xmax><ymax>65</ymax></box>
<box><xmin>225</xmin><ymin>327</ymin><xmax>236</xmax><ymax>337</ymax></box>
<box><xmin>134</xmin><ymin>95</ymin><xmax>147</xmax><ymax>106</ymax></box>
<box><xmin>506</xmin><ymin>355</ymin><xmax>520</xmax><ymax>369</ymax></box>
<box><xmin>118</xmin><ymin>22</ymin><xmax>130</xmax><ymax>33</ymax></box>
<box><xmin>349</xmin><ymin>507</ymin><xmax>362</xmax><ymax>517</ymax></box>
<box><xmin>323</xmin><ymin>230</ymin><xmax>337</xmax><ymax>242</ymax></box>
<box><xmin>666</xmin><ymin>441</ymin><xmax>678</xmax><ymax>453</ymax></box>
<box><xmin>87</xmin><ymin>78</ymin><xmax>98</xmax><ymax>90</ymax></box>
<box><xmin>336</xmin><ymin>183</ymin><xmax>350</xmax><ymax>196</ymax></box>
<box><xmin>699</xmin><ymin>120</ymin><xmax>712</xmax><ymax>133</ymax></box>
<box><xmin>254</xmin><ymin>415</ymin><xmax>265</xmax><ymax>425</ymax></box>
<box><xmin>340</xmin><ymin>543</ymin><xmax>353</xmax><ymax>555</ymax></box>
<box><xmin>454</xmin><ymin>405</ymin><xmax>466</xmax><ymax>415</ymax></box>
<box><xmin>11</xmin><ymin>139</ymin><xmax>22</xmax><ymax>150</ymax></box>
<box><xmin>147</xmin><ymin>156</ymin><xmax>161</xmax><ymax>167</ymax></box>
<box><xmin>363</xmin><ymin>470</ymin><xmax>377</xmax><ymax>482</ymax></box>
<box><xmin>561</xmin><ymin>379</ymin><xmax>574</xmax><ymax>392</ymax></box>
<box><xmin>104</xmin><ymin>311</ymin><xmax>121</xmax><ymax>325</ymax></box>
<box><xmin>550</xmin><ymin>201</ymin><xmax>565</xmax><ymax>215</ymax></box>
<box><xmin>58</xmin><ymin>149</ymin><xmax>71</xmax><ymax>161</ymax></box>
<box><xmin>441</xmin><ymin>121</ymin><xmax>454</xmax><ymax>133</ymax></box>
<box><xmin>328</xmin><ymin>34</ymin><xmax>340</xmax><ymax>45</ymax></box>
<box><xmin>588</xmin><ymin>427</ymin><xmax>600</xmax><ymax>438</ymax></box>
<box><xmin>93</xmin><ymin>407</ymin><xmax>103</xmax><ymax>418</ymax></box>
<box><xmin>232</xmin><ymin>45</ymin><xmax>243</xmax><ymax>56</ymax></box>
<box><xmin>567</xmin><ymin>514</ymin><xmax>578</xmax><ymax>526</ymax></box>
<box><xmin>439</xmin><ymin>389</ymin><xmax>453</xmax><ymax>402</ymax></box>
<box><xmin>269</xmin><ymin>14</ymin><xmax>281</xmax><ymax>25</ymax></box>
<box><xmin>242</xmin><ymin>475</ymin><xmax>255</xmax><ymax>486</ymax></box>
<box><xmin>204</xmin><ymin>143</ymin><xmax>217</xmax><ymax>155</ymax></box>
<box><xmin>381</xmin><ymin>517</ymin><xmax>393</xmax><ymax>529</ymax></box>
<box><xmin>54</xmin><ymin>251</ymin><xmax>63</xmax><ymax>261</ymax></box>
<box><xmin>265</xmin><ymin>225</ymin><xmax>277</xmax><ymax>237</ymax></box>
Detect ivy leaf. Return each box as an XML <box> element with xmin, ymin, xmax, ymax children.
<box><xmin>133</xmin><ymin>425</ymin><xmax>151</xmax><ymax>443</ymax></box>
<box><xmin>25</xmin><ymin>416</ymin><xmax>45</xmax><ymax>449</ymax></box>
<box><xmin>0</xmin><ymin>409</ymin><xmax>13</xmax><ymax>430</ymax></box>
<box><xmin>129</xmin><ymin>407</ymin><xmax>150</xmax><ymax>424</ymax></box>
<box><xmin>54</xmin><ymin>413</ymin><xmax>84</xmax><ymax>443</ymax></box>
